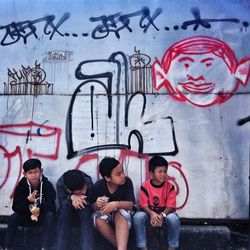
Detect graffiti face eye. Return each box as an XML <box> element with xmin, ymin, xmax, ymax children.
<box><xmin>184</xmin><ymin>63</ymin><xmax>189</xmax><ymax>69</ymax></box>
<box><xmin>206</xmin><ymin>62</ymin><xmax>212</xmax><ymax>67</ymax></box>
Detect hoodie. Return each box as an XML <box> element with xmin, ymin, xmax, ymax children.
<box><xmin>56</xmin><ymin>171</ymin><xmax>93</xmax><ymax>209</ymax></box>
<box><xmin>12</xmin><ymin>175</ymin><xmax>56</xmax><ymax>215</ymax></box>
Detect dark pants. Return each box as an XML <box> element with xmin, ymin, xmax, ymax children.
<box><xmin>5</xmin><ymin>211</ymin><xmax>55</xmax><ymax>248</ymax></box>
<box><xmin>56</xmin><ymin>204</ymin><xmax>93</xmax><ymax>250</ymax></box>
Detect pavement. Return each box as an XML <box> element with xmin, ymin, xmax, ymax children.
<box><xmin>0</xmin><ymin>219</ymin><xmax>248</xmax><ymax>250</ymax></box>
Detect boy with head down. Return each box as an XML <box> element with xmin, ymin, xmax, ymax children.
<box><xmin>56</xmin><ymin>169</ymin><xmax>93</xmax><ymax>250</ymax></box>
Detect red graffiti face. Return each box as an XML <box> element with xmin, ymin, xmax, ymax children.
<box><xmin>165</xmin><ymin>53</ymin><xmax>236</xmax><ymax>106</ymax></box>
<box><xmin>152</xmin><ymin>36</ymin><xmax>250</xmax><ymax>107</ymax></box>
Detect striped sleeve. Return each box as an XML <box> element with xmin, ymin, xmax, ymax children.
<box><xmin>165</xmin><ymin>184</ymin><xmax>176</xmax><ymax>209</ymax></box>
<box><xmin>139</xmin><ymin>183</ymin><xmax>149</xmax><ymax>208</ymax></box>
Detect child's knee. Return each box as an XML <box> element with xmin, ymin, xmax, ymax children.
<box><xmin>166</xmin><ymin>213</ymin><xmax>179</xmax><ymax>226</ymax></box>
<box><xmin>114</xmin><ymin>209</ymin><xmax>132</xmax><ymax>228</ymax></box>
<box><xmin>133</xmin><ymin>211</ymin><xmax>147</xmax><ymax>225</ymax></box>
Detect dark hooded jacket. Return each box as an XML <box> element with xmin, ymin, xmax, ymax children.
<box><xmin>56</xmin><ymin>171</ymin><xmax>93</xmax><ymax>209</ymax></box>
<box><xmin>12</xmin><ymin>175</ymin><xmax>56</xmax><ymax>215</ymax></box>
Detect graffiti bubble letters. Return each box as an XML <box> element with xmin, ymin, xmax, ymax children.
<box><xmin>0</xmin><ymin>12</ymin><xmax>70</xmax><ymax>46</ymax></box>
<box><xmin>66</xmin><ymin>51</ymin><xmax>178</xmax><ymax>159</ymax></box>
<box><xmin>152</xmin><ymin>36</ymin><xmax>250</xmax><ymax>107</ymax></box>
<box><xmin>90</xmin><ymin>6</ymin><xmax>162</xmax><ymax>39</ymax></box>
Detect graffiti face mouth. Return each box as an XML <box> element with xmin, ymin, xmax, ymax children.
<box><xmin>179</xmin><ymin>82</ymin><xmax>215</xmax><ymax>94</ymax></box>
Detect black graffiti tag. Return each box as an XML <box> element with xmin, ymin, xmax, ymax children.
<box><xmin>0</xmin><ymin>7</ymin><xmax>247</xmax><ymax>45</ymax></box>
<box><xmin>180</xmin><ymin>7</ymin><xmax>240</xmax><ymax>30</ymax></box>
<box><xmin>0</xmin><ymin>12</ymin><xmax>70</xmax><ymax>46</ymax></box>
<box><xmin>90</xmin><ymin>6</ymin><xmax>162</xmax><ymax>39</ymax></box>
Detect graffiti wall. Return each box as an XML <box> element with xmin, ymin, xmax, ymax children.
<box><xmin>0</xmin><ymin>0</ymin><xmax>249</xmax><ymax>219</ymax></box>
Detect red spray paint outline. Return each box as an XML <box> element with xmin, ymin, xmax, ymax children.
<box><xmin>119</xmin><ymin>149</ymin><xmax>189</xmax><ymax>209</ymax></box>
<box><xmin>0</xmin><ymin>121</ymin><xmax>61</xmax><ymax>198</ymax></box>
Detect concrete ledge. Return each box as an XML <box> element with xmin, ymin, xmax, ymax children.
<box><xmin>178</xmin><ymin>225</ymin><xmax>231</xmax><ymax>250</ymax></box>
<box><xmin>0</xmin><ymin>223</ymin><xmax>248</xmax><ymax>250</ymax></box>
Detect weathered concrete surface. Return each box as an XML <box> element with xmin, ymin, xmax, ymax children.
<box><xmin>0</xmin><ymin>223</ymin><xmax>248</xmax><ymax>250</ymax></box>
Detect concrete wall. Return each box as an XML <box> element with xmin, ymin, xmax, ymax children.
<box><xmin>0</xmin><ymin>0</ymin><xmax>249</xmax><ymax>219</ymax></box>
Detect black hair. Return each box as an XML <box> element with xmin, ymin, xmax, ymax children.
<box><xmin>149</xmin><ymin>155</ymin><xmax>168</xmax><ymax>172</ymax></box>
<box><xmin>63</xmin><ymin>169</ymin><xmax>86</xmax><ymax>191</ymax></box>
<box><xmin>23</xmin><ymin>158</ymin><xmax>42</xmax><ymax>172</ymax></box>
<box><xmin>99</xmin><ymin>157</ymin><xmax>120</xmax><ymax>178</ymax></box>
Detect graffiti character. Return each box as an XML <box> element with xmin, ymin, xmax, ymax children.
<box><xmin>152</xmin><ymin>36</ymin><xmax>250</xmax><ymax>107</ymax></box>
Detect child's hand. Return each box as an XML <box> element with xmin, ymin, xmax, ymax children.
<box><xmin>100</xmin><ymin>201</ymin><xmax>117</xmax><ymax>215</ymax></box>
<box><xmin>71</xmin><ymin>194</ymin><xmax>87</xmax><ymax>209</ymax></box>
<box><xmin>154</xmin><ymin>216</ymin><xmax>163</xmax><ymax>227</ymax></box>
<box><xmin>31</xmin><ymin>206</ymin><xmax>40</xmax><ymax>217</ymax></box>
<box><xmin>96</xmin><ymin>196</ymin><xmax>109</xmax><ymax>208</ymax></box>
<box><xmin>27</xmin><ymin>190</ymin><xmax>38</xmax><ymax>203</ymax></box>
<box><xmin>150</xmin><ymin>212</ymin><xmax>162</xmax><ymax>227</ymax></box>
<box><xmin>30</xmin><ymin>206</ymin><xmax>40</xmax><ymax>221</ymax></box>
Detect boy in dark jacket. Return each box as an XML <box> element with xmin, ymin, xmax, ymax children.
<box><xmin>56</xmin><ymin>169</ymin><xmax>93</xmax><ymax>250</ymax></box>
<box><xmin>5</xmin><ymin>158</ymin><xmax>56</xmax><ymax>250</ymax></box>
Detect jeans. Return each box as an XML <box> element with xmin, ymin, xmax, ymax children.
<box><xmin>56</xmin><ymin>204</ymin><xmax>93</xmax><ymax>250</ymax></box>
<box><xmin>5</xmin><ymin>211</ymin><xmax>55</xmax><ymax>248</ymax></box>
<box><xmin>133</xmin><ymin>211</ymin><xmax>180</xmax><ymax>248</ymax></box>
